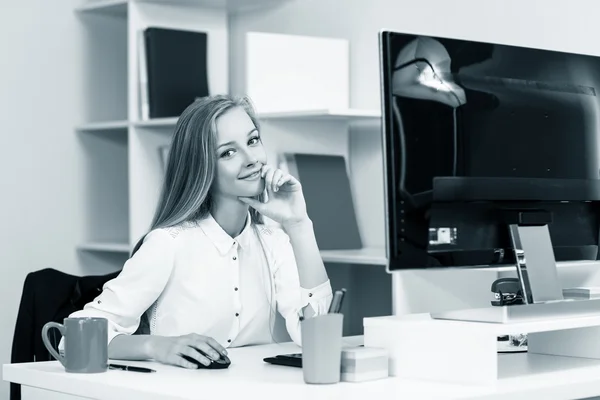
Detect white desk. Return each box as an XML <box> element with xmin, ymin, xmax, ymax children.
<box><xmin>3</xmin><ymin>335</ymin><xmax>600</xmax><ymax>400</ymax></box>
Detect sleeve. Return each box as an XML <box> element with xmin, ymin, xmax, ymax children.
<box><xmin>59</xmin><ymin>229</ymin><xmax>176</xmax><ymax>353</ymax></box>
<box><xmin>270</xmin><ymin>229</ymin><xmax>333</xmax><ymax>347</ymax></box>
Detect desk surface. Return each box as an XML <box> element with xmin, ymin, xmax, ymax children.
<box><xmin>5</xmin><ymin>336</ymin><xmax>600</xmax><ymax>400</ymax></box>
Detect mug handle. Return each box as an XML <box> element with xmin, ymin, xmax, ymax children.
<box><xmin>41</xmin><ymin>322</ymin><xmax>67</xmax><ymax>367</ymax></box>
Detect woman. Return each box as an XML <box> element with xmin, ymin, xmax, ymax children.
<box><xmin>67</xmin><ymin>94</ymin><xmax>333</xmax><ymax>369</ymax></box>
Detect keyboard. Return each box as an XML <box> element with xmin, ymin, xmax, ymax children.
<box><xmin>263</xmin><ymin>353</ymin><xmax>302</xmax><ymax>368</ymax></box>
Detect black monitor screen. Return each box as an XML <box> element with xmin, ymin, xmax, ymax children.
<box><xmin>379</xmin><ymin>30</ymin><xmax>600</xmax><ymax>271</ymax></box>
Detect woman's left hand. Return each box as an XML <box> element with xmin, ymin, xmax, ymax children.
<box><xmin>238</xmin><ymin>164</ymin><xmax>308</xmax><ymax>226</ymax></box>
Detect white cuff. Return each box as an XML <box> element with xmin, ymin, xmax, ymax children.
<box><xmin>300</xmin><ymin>279</ymin><xmax>333</xmax><ymax>315</ymax></box>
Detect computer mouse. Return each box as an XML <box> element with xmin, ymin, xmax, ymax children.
<box><xmin>182</xmin><ymin>351</ymin><xmax>231</xmax><ymax>370</ymax></box>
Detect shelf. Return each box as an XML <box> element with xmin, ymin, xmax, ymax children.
<box><xmin>320</xmin><ymin>247</ymin><xmax>387</xmax><ymax>265</ymax></box>
<box><xmin>75</xmin><ymin>0</ymin><xmax>128</xmax><ymax>17</ymax></box>
<box><xmin>133</xmin><ymin>118</ymin><xmax>178</xmax><ymax>128</ymax></box>
<box><xmin>138</xmin><ymin>0</ymin><xmax>290</xmax><ymax>13</ymax></box>
<box><xmin>259</xmin><ymin>109</ymin><xmax>381</xmax><ymax>123</ymax></box>
<box><xmin>131</xmin><ymin>109</ymin><xmax>381</xmax><ymax>129</ymax></box>
<box><xmin>76</xmin><ymin>120</ymin><xmax>129</xmax><ymax>133</ymax></box>
<box><xmin>75</xmin><ymin>0</ymin><xmax>290</xmax><ymax>17</ymax></box>
<box><xmin>77</xmin><ymin>242</ymin><xmax>130</xmax><ymax>253</ymax></box>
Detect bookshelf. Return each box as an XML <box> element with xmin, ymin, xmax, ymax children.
<box><xmin>75</xmin><ymin>0</ymin><xmax>387</xmax><ymax>270</ymax></box>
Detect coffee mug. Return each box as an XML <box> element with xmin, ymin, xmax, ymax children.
<box><xmin>42</xmin><ymin>317</ymin><xmax>108</xmax><ymax>373</ymax></box>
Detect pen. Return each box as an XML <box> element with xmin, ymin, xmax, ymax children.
<box><xmin>328</xmin><ymin>288</ymin><xmax>347</xmax><ymax>314</ymax></box>
<box><xmin>109</xmin><ymin>363</ymin><xmax>156</xmax><ymax>373</ymax></box>
<box><xmin>334</xmin><ymin>288</ymin><xmax>346</xmax><ymax>313</ymax></box>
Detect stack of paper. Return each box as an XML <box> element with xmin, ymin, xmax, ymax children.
<box><xmin>562</xmin><ymin>287</ymin><xmax>600</xmax><ymax>299</ymax></box>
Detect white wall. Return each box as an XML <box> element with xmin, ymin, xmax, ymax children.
<box><xmin>230</xmin><ymin>0</ymin><xmax>600</xmax><ymax>316</ymax></box>
<box><xmin>0</xmin><ymin>1</ymin><xmax>108</xmax><ymax>399</ymax></box>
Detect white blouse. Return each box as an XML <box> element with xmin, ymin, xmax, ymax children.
<box><xmin>67</xmin><ymin>213</ymin><xmax>333</xmax><ymax>348</ymax></box>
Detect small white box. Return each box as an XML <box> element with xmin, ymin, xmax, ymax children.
<box><xmin>340</xmin><ymin>346</ymin><xmax>388</xmax><ymax>382</ymax></box>
<box><xmin>245</xmin><ymin>32</ymin><xmax>349</xmax><ymax>113</ymax></box>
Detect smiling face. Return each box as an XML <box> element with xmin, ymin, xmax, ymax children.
<box><xmin>212</xmin><ymin>106</ymin><xmax>267</xmax><ymax>200</ymax></box>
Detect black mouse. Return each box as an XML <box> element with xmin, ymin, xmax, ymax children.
<box><xmin>182</xmin><ymin>350</ymin><xmax>231</xmax><ymax>370</ymax></box>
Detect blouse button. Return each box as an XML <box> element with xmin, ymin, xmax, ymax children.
<box><xmin>233</xmin><ymin>256</ymin><xmax>237</xmax><ymax>260</ymax></box>
<box><xmin>308</xmin><ymin>293</ymin><xmax>313</xmax><ymax>297</ymax></box>
<box><xmin>234</xmin><ymin>287</ymin><xmax>238</xmax><ymax>291</ymax></box>
<box><xmin>235</xmin><ymin>313</ymin><xmax>239</xmax><ymax>317</ymax></box>
<box><xmin>227</xmin><ymin>339</ymin><xmax>232</xmax><ymax>343</ymax></box>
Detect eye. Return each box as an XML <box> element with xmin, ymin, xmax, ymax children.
<box><xmin>248</xmin><ymin>135</ymin><xmax>261</xmax><ymax>145</ymax></box>
<box><xmin>220</xmin><ymin>149</ymin><xmax>235</xmax><ymax>158</ymax></box>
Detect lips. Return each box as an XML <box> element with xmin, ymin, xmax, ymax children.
<box><xmin>239</xmin><ymin>170</ymin><xmax>261</xmax><ymax>180</ymax></box>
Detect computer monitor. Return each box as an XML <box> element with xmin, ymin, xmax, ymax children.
<box><xmin>379</xmin><ymin>30</ymin><xmax>600</xmax><ymax>283</ymax></box>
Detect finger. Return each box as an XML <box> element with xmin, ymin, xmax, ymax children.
<box><xmin>265</xmin><ymin>168</ymin><xmax>276</xmax><ymax>193</ymax></box>
<box><xmin>261</xmin><ymin>164</ymin><xmax>272</xmax><ymax>178</ymax></box>
<box><xmin>172</xmin><ymin>353</ymin><xmax>198</xmax><ymax>369</ymax></box>
<box><xmin>260</xmin><ymin>165</ymin><xmax>270</xmax><ymax>203</ymax></box>
<box><xmin>277</xmin><ymin>174</ymin><xmax>297</xmax><ymax>189</ymax></box>
<box><xmin>193</xmin><ymin>341</ymin><xmax>221</xmax><ymax>361</ymax></box>
<box><xmin>272</xmin><ymin>169</ymin><xmax>284</xmax><ymax>192</ymax></box>
<box><xmin>239</xmin><ymin>196</ymin><xmax>262</xmax><ymax>209</ymax></box>
<box><xmin>277</xmin><ymin>174</ymin><xmax>292</xmax><ymax>187</ymax></box>
<box><xmin>205</xmin><ymin>337</ymin><xmax>228</xmax><ymax>356</ymax></box>
<box><xmin>172</xmin><ymin>348</ymin><xmax>203</xmax><ymax>369</ymax></box>
<box><xmin>179</xmin><ymin>345</ymin><xmax>211</xmax><ymax>368</ymax></box>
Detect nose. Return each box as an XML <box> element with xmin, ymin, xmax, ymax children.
<box><xmin>242</xmin><ymin>148</ymin><xmax>258</xmax><ymax>167</ymax></box>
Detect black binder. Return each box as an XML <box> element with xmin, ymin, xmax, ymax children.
<box><xmin>143</xmin><ymin>27</ymin><xmax>209</xmax><ymax>119</ymax></box>
<box><xmin>282</xmin><ymin>153</ymin><xmax>363</xmax><ymax>250</ymax></box>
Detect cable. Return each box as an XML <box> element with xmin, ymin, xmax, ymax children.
<box><xmin>393</xmin><ymin>57</ymin><xmax>463</xmax><ymax>177</ymax></box>
<box><xmin>453</xmin><ymin>107</ymin><xmax>458</xmax><ymax>176</ymax></box>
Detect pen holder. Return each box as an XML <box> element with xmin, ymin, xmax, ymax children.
<box><xmin>301</xmin><ymin>313</ymin><xmax>344</xmax><ymax>384</ymax></box>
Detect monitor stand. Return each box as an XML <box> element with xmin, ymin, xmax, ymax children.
<box><xmin>508</xmin><ymin>223</ymin><xmax>563</xmax><ymax>304</ymax></box>
<box><xmin>431</xmin><ymin>216</ymin><xmax>600</xmax><ymax>323</ymax></box>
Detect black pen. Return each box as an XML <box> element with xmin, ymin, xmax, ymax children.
<box><xmin>109</xmin><ymin>363</ymin><xmax>156</xmax><ymax>373</ymax></box>
<box><xmin>334</xmin><ymin>288</ymin><xmax>346</xmax><ymax>313</ymax></box>
<box><xmin>328</xmin><ymin>288</ymin><xmax>347</xmax><ymax>313</ymax></box>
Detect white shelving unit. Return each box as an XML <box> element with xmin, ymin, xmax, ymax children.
<box><xmin>77</xmin><ymin>242</ymin><xmax>131</xmax><ymax>253</ymax></box>
<box><xmin>73</xmin><ymin>0</ymin><xmax>392</xmax><ymax>339</ymax></box>
<box><xmin>75</xmin><ymin>0</ymin><xmax>387</xmax><ymax>273</ymax></box>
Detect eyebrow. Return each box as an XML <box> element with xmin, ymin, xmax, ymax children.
<box><xmin>217</xmin><ymin>128</ymin><xmax>258</xmax><ymax>149</ymax></box>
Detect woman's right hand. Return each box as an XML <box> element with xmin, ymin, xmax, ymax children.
<box><xmin>149</xmin><ymin>333</ymin><xmax>228</xmax><ymax>369</ymax></box>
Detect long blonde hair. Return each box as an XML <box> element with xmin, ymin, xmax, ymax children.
<box><xmin>131</xmin><ymin>94</ymin><xmax>277</xmax><ymax>341</ymax></box>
